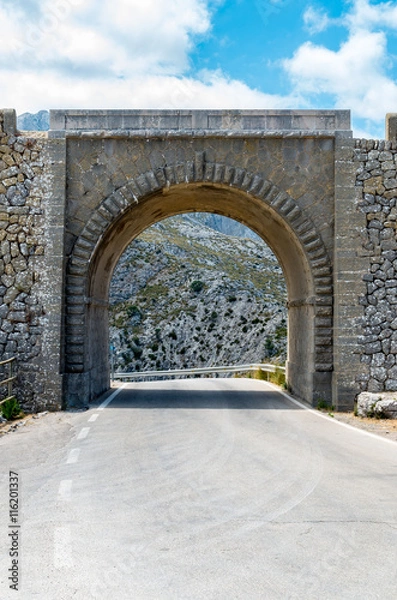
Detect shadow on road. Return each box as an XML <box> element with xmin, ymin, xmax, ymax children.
<box><xmin>102</xmin><ymin>388</ymin><xmax>302</xmax><ymax>410</ymax></box>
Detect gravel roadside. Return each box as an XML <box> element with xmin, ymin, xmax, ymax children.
<box><xmin>331</xmin><ymin>411</ymin><xmax>397</xmax><ymax>442</ymax></box>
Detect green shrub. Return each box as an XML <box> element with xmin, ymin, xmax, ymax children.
<box><xmin>316</xmin><ymin>398</ymin><xmax>335</xmax><ymax>412</ymax></box>
<box><xmin>253</xmin><ymin>368</ymin><xmax>267</xmax><ymax>381</ymax></box>
<box><xmin>264</xmin><ymin>337</ymin><xmax>276</xmax><ymax>358</ymax></box>
<box><xmin>275</xmin><ymin>322</ymin><xmax>287</xmax><ymax>340</ymax></box>
<box><xmin>190</xmin><ymin>280</ymin><xmax>205</xmax><ymax>293</ymax></box>
<box><xmin>253</xmin><ymin>367</ymin><xmax>286</xmax><ymax>387</ymax></box>
<box><xmin>270</xmin><ymin>367</ymin><xmax>286</xmax><ymax>387</ymax></box>
<box><xmin>1</xmin><ymin>397</ymin><xmax>22</xmax><ymax>421</ymax></box>
<box><xmin>127</xmin><ymin>305</ymin><xmax>141</xmax><ymax>319</ymax></box>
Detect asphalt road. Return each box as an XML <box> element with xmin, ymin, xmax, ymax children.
<box><xmin>0</xmin><ymin>378</ymin><xmax>396</xmax><ymax>599</ymax></box>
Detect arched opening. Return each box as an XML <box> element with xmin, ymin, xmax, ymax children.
<box><xmin>68</xmin><ymin>182</ymin><xmax>322</xmax><ymax>407</ymax></box>
<box><xmin>108</xmin><ymin>213</ymin><xmax>287</xmax><ymax>374</ymax></box>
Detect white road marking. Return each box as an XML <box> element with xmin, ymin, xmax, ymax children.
<box><xmin>54</xmin><ymin>526</ymin><xmax>73</xmax><ymax>568</ymax></box>
<box><xmin>77</xmin><ymin>427</ymin><xmax>90</xmax><ymax>440</ymax></box>
<box><xmin>88</xmin><ymin>413</ymin><xmax>99</xmax><ymax>422</ymax></box>
<box><xmin>265</xmin><ymin>381</ymin><xmax>397</xmax><ymax>446</ymax></box>
<box><xmin>66</xmin><ymin>448</ymin><xmax>80</xmax><ymax>464</ymax></box>
<box><xmin>98</xmin><ymin>383</ymin><xmax>127</xmax><ymax>410</ymax></box>
<box><xmin>58</xmin><ymin>480</ymin><xmax>73</xmax><ymax>501</ymax></box>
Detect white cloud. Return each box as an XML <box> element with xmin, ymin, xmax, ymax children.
<box><xmin>283</xmin><ymin>1</ymin><xmax>397</xmax><ymax>129</ymax></box>
<box><xmin>7</xmin><ymin>70</ymin><xmax>296</xmax><ymax>114</ymax></box>
<box><xmin>0</xmin><ymin>4</ymin><xmax>29</xmax><ymax>53</ymax></box>
<box><xmin>1</xmin><ymin>0</ymin><xmax>296</xmax><ymax>114</ymax></box>
<box><xmin>346</xmin><ymin>0</ymin><xmax>397</xmax><ymax>31</ymax></box>
<box><xmin>303</xmin><ymin>6</ymin><xmax>334</xmax><ymax>34</ymax></box>
<box><xmin>5</xmin><ymin>0</ymin><xmax>212</xmax><ymax>76</ymax></box>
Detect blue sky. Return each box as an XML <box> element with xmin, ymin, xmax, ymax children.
<box><xmin>2</xmin><ymin>0</ymin><xmax>397</xmax><ymax>137</ymax></box>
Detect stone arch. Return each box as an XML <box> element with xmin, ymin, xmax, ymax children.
<box><xmin>64</xmin><ymin>156</ymin><xmax>333</xmax><ymax>407</ymax></box>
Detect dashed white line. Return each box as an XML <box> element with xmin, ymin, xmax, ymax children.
<box><xmin>58</xmin><ymin>480</ymin><xmax>73</xmax><ymax>501</ymax></box>
<box><xmin>54</xmin><ymin>526</ymin><xmax>73</xmax><ymax>568</ymax></box>
<box><xmin>98</xmin><ymin>383</ymin><xmax>127</xmax><ymax>410</ymax></box>
<box><xmin>66</xmin><ymin>448</ymin><xmax>80</xmax><ymax>464</ymax></box>
<box><xmin>77</xmin><ymin>427</ymin><xmax>90</xmax><ymax>440</ymax></box>
<box><xmin>54</xmin><ymin>388</ymin><xmax>128</xmax><ymax>571</ymax></box>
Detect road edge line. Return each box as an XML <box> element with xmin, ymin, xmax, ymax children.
<box><xmin>263</xmin><ymin>381</ymin><xmax>397</xmax><ymax>446</ymax></box>
<box><xmin>97</xmin><ymin>383</ymin><xmax>127</xmax><ymax>410</ymax></box>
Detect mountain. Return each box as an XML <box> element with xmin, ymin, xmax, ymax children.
<box><xmin>109</xmin><ymin>215</ymin><xmax>287</xmax><ymax>373</ymax></box>
<box><xmin>188</xmin><ymin>213</ymin><xmax>260</xmax><ymax>240</ymax></box>
<box><xmin>17</xmin><ymin>110</ymin><xmax>49</xmax><ymax>131</ymax></box>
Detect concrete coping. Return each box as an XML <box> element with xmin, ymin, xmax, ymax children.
<box><xmin>49</xmin><ymin>109</ymin><xmax>352</xmax><ymax>134</ymax></box>
<box><xmin>48</xmin><ymin>128</ymin><xmax>353</xmax><ymax>140</ymax></box>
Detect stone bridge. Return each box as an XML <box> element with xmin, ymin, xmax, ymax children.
<box><xmin>1</xmin><ymin>108</ymin><xmax>396</xmax><ymax>412</ymax></box>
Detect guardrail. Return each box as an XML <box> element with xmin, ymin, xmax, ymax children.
<box><xmin>0</xmin><ymin>357</ymin><xmax>17</xmax><ymax>406</ymax></box>
<box><xmin>113</xmin><ymin>362</ymin><xmax>286</xmax><ymax>381</ymax></box>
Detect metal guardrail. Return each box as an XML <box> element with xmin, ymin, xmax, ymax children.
<box><xmin>0</xmin><ymin>357</ymin><xmax>16</xmax><ymax>406</ymax></box>
<box><xmin>113</xmin><ymin>363</ymin><xmax>286</xmax><ymax>381</ymax></box>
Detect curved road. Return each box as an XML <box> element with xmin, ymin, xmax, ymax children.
<box><xmin>1</xmin><ymin>378</ymin><xmax>396</xmax><ymax>599</ymax></box>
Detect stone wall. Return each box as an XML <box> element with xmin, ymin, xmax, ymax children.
<box><xmin>0</xmin><ymin>109</ymin><xmax>63</xmax><ymax>411</ymax></box>
<box><xmin>355</xmin><ymin>138</ymin><xmax>397</xmax><ymax>392</ymax></box>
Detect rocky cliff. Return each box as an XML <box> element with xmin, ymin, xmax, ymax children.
<box><xmin>109</xmin><ymin>215</ymin><xmax>287</xmax><ymax>373</ymax></box>
<box><xmin>17</xmin><ymin>111</ymin><xmax>49</xmax><ymax>132</ymax></box>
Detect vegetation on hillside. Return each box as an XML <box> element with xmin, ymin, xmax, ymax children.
<box><xmin>109</xmin><ymin>215</ymin><xmax>287</xmax><ymax>373</ymax></box>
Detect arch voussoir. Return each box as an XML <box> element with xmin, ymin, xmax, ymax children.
<box><xmin>134</xmin><ymin>173</ymin><xmax>152</xmax><ymax>196</ymax></box>
<box><xmin>142</xmin><ymin>170</ymin><xmax>161</xmax><ymax>193</ymax></box>
<box><xmin>193</xmin><ymin>151</ymin><xmax>205</xmax><ymax>180</ymax></box>
<box><xmin>213</xmin><ymin>163</ymin><xmax>224</xmax><ymax>183</ymax></box>
<box><xmin>163</xmin><ymin>165</ymin><xmax>176</xmax><ymax>186</ymax></box>
<box><xmin>103</xmin><ymin>195</ymin><xmax>122</xmax><ymax>217</ymax></box>
<box><xmin>241</xmin><ymin>172</ymin><xmax>254</xmax><ymax>191</ymax></box>
<box><xmin>172</xmin><ymin>163</ymin><xmax>186</xmax><ymax>185</ymax></box>
<box><xmin>231</xmin><ymin>167</ymin><xmax>245</xmax><ymax>187</ymax></box>
<box><xmin>270</xmin><ymin>191</ymin><xmax>290</xmax><ymax>211</ymax></box>
<box><xmin>285</xmin><ymin>205</ymin><xmax>302</xmax><ymax>223</ymax></box>
<box><xmin>203</xmin><ymin>162</ymin><xmax>215</xmax><ymax>181</ymax></box>
<box><xmin>222</xmin><ymin>164</ymin><xmax>234</xmax><ymax>184</ymax></box>
<box><xmin>109</xmin><ymin>189</ymin><xmax>130</xmax><ymax>212</ymax></box>
<box><xmin>185</xmin><ymin>161</ymin><xmax>194</xmax><ymax>183</ymax></box>
<box><xmin>278</xmin><ymin>197</ymin><xmax>297</xmax><ymax>218</ymax></box>
<box><xmin>247</xmin><ymin>174</ymin><xmax>263</xmax><ymax>195</ymax></box>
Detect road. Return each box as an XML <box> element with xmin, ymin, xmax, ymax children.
<box><xmin>0</xmin><ymin>378</ymin><xmax>396</xmax><ymax>599</ymax></box>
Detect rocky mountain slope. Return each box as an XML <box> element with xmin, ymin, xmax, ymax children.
<box><xmin>109</xmin><ymin>215</ymin><xmax>287</xmax><ymax>373</ymax></box>
<box><xmin>17</xmin><ymin>110</ymin><xmax>49</xmax><ymax>131</ymax></box>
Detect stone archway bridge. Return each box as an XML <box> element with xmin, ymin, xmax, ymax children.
<box><xmin>1</xmin><ymin>108</ymin><xmax>396</xmax><ymax>412</ymax></box>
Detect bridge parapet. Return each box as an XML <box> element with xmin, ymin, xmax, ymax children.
<box><xmin>49</xmin><ymin>109</ymin><xmax>352</xmax><ymax>137</ymax></box>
